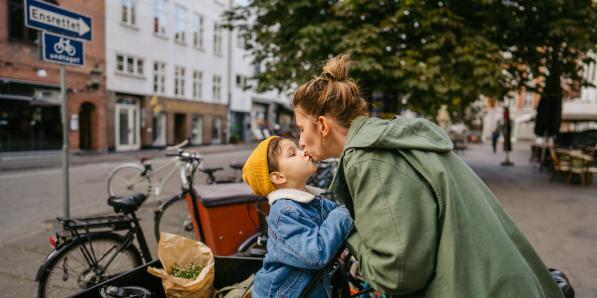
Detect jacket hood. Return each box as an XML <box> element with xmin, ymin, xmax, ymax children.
<box><xmin>344</xmin><ymin>116</ymin><xmax>453</xmax><ymax>153</ymax></box>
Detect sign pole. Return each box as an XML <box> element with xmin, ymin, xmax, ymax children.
<box><xmin>61</xmin><ymin>64</ymin><xmax>70</xmax><ymax>218</ymax></box>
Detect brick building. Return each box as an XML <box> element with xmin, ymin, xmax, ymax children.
<box><xmin>0</xmin><ymin>0</ymin><xmax>108</xmax><ymax>152</ymax></box>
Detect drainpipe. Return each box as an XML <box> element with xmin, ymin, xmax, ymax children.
<box><xmin>225</xmin><ymin>0</ymin><xmax>233</xmax><ymax>144</ymax></box>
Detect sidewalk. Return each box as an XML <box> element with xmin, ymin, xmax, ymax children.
<box><xmin>0</xmin><ymin>142</ymin><xmax>257</xmax><ymax>172</ymax></box>
<box><xmin>460</xmin><ymin>141</ymin><xmax>596</xmax><ymax>297</ymax></box>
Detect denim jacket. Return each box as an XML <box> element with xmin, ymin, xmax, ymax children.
<box><xmin>253</xmin><ymin>186</ymin><xmax>353</xmax><ymax>298</ymax></box>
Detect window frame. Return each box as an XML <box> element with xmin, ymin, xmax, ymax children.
<box><xmin>153</xmin><ymin>0</ymin><xmax>167</xmax><ymax>36</ymax></box>
<box><xmin>153</xmin><ymin>61</ymin><xmax>166</xmax><ymax>94</ymax></box>
<box><xmin>193</xmin><ymin>70</ymin><xmax>203</xmax><ymax>99</ymax></box>
<box><xmin>192</xmin><ymin>13</ymin><xmax>204</xmax><ymax>49</ymax></box>
<box><xmin>174</xmin><ymin>66</ymin><xmax>186</xmax><ymax>97</ymax></box>
<box><xmin>121</xmin><ymin>0</ymin><xmax>137</xmax><ymax>27</ymax></box>
<box><xmin>174</xmin><ymin>5</ymin><xmax>187</xmax><ymax>45</ymax></box>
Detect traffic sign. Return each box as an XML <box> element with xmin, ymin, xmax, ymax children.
<box><xmin>24</xmin><ymin>0</ymin><xmax>92</xmax><ymax>41</ymax></box>
<box><xmin>42</xmin><ymin>31</ymin><xmax>84</xmax><ymax>67</ymax></box>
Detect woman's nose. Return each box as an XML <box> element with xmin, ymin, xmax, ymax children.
<box><xmin>298</xmin><ymin>136</ymin><xmax>305</xmax><ymax>149</ymax></box>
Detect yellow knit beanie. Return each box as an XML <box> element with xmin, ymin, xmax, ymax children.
<box><xmin>242</xmin><ymin>136</ymin><xmax>279</xmax><ymax>197</ymax></box>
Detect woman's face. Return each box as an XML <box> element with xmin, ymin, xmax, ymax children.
<box><xmin>295</xmin><ymin>107</ymin><xmax>326</xmax><ymax>161</ymax></box>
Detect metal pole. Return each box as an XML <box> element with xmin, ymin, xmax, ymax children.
<box><xmin>61</xmin><ymin>65</ymin><xmax>70</xmax><ymax>218</ymax></box>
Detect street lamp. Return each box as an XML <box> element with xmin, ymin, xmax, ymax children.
<box><xmin>86</xmin><ymin>63</ymin><xmax>102</xmax><ymax>90</ymax></box>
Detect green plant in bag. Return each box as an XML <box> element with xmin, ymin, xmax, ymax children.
<box><xmin>169</xmin><ymin>262</ymin><xmax>204</xmax><ymax>280</ymax></box>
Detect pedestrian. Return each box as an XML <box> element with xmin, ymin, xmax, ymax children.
<box><xmin>242</xmin><ymin>136</ymin><xmax>353</xmax><ymax>297</ymax></box>
<box><xmin>491</xmin><ymin>119</ymin><xmax>501</xmax><ymax>153</ymax></box>
<box><xmin>292</xmin><ymin>54</ymin><xmax>563</xmax><ymax>297</ymax></box>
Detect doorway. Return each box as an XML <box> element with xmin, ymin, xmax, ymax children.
<box><xmin>174</xmin><ymin>113</ymin><xmax>187</xmax><ymax>144</ymax></box>
<box><xmin>79</xmin><ymin>102</ymin><xmax>95</xmax><ymax>150</ymax></box>
<box><xmin>115</xmin><ymin>97</ymin><xmax>140</xmax><ymax>151</ymax></box>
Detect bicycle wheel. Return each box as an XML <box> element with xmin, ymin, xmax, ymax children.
<box><xmin>107</xmin><ymin>165</ymin><xmax>151</xmax><ymax>197</ymax></box>
<box><xmin>154</xmin><ymin>194</ymin><xmax>195</xmax><ymax>241</ymax></box>
<box><xmin>37</xmin><ymin>233</ymin><xmax>142</xmax><ymax>298</ymax></box>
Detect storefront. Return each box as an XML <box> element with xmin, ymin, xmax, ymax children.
<box><xmin>0</xmin><ymin>78</ymin><xmax>62</xmax><ymax>152</ymax></box>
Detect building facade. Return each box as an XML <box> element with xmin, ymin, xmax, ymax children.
<box><xmin>105</xmin><ymin>0</ymin><xmax>231</xmax><ymax>151</ymax></box>
<box><xmin>229</xmin><ymin>22</ymin><xmax>293</xmax><ymax>143</ymax></box>
<box><xmin>0</xmin><ymin>0</ymin><xmax>108</xmax><ymax>152</ymax></box>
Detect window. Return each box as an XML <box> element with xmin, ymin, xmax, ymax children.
<box><xmin>121</xmin><ymin>0</ymin><xmax>136</xmax><ymax>26</ymax></box>
<box><xmin>192</xmin><ymin>14</ymin><xmax>204</xmax><ymax>48</ymax></box>
<box><xmin>116</xmin><ymin>55</ymin><xmax>124</xmax><ymax>72</ymax></box>
<box><xmin>235</xmin><ymin>74</ymin><xmax>249</xmax><ymax>89</ymax></box>
<box><xmin>8</xmin><ymin>0</ymin><xmax>38</xmax><ymax>42</ymax></box>
<box><xmin>116</xmin><ymin>54</ymin><xmax>144</xmax><ymax>76</ymax></box>
<box><xmin>153</xmin><ymin>62</ymin><xmax>166</xmax><ymax>94</ymax></box>
<box><xmin>237</xmin><ymin>31</ymin><xmax>247</xmax><ymax>49</ymax></box>
<box><xmin>213</xmin><ymin>75</ymin><xmax>221</xmax><ymax>101</ymax></box>
<box><xmin>213</xmin><ymin>23</ymin><xmax>223</xmax><ymax>55</ymax></box>
<box><xmin>193</xmin><ymin>70</ymin><xmax>203</xmax><ymax>99</ymax></box>
<box><xmin>174</xmin><ymin>66</ymin><xmax>186</xmax><ymax>96</ymax></box>
<box><xmin>175</xmin><ymin>5</ymin><xmax>187</xmax><ymax>43</ymax></box>
<box><xmin>153</xmin><ymin>0</ymin><xmax>167</xmax><ymax>35</ymax></box>
<box><xmin>191</xmin><ymin>115</ymin><xmax>203</xmax><ymax>145</ymax></box>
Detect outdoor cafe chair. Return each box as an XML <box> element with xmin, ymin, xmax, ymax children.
<box><xmin>549</xmin><ymin>147</ymin><xmax>570</xmax><ymax>181</ymax></box>
<box><xmin>567</xmin><ymin>155</ymin><xmax>589</xmax><ymax>186</ymax></box>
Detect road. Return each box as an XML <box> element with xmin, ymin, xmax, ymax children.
<box><xmin>0</xmin><ymin>142</ymin><xmax>596</xmax><ymax>297</ymax></box>
<box><xmin>0</xmin><ymin>148</ymin><xmax>251</xmax><ymax>297</ymax></box>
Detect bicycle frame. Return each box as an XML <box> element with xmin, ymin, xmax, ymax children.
<box><xmin>143</xmin><ymin>157</ymin><xmax>182</xmax><ymax>198</ymax></box>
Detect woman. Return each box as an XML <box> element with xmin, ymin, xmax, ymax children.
<box><xmin>293</xmin><ymin>55</ymin><xmax>563</xmax><ymax>297</ymax></box>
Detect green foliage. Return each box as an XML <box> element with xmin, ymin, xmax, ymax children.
<box><xmin>224</xmin><ymin>0</ymin><xmax>597</xmax><ymax>119</ymax></box>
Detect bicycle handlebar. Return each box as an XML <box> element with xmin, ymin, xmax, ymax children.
<box><xmin>166</xmin><ymin>150</ymin><xmax>204</xmax><ymax>163</ymax></box>
<box><xmin>166</xmin><ymin>139</ymin><xmax>189</xmax><ymax>151</ymax></box>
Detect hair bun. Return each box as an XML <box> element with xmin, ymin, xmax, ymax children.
<box><xmin>322</xmin><ymin>54</ymin><xmax>350</xmax><ymax>82</ymax></box>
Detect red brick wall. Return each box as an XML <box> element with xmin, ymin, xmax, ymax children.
<box><xmin>0</xmin><ymin>0</ymin><xmax>107</xmax><ymax>151</ymax></box>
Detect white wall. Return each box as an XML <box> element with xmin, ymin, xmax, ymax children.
<box><xmin>105</xmin><ymin>0</ymin><xmax>230</xmax><ymax>105</ymax></box>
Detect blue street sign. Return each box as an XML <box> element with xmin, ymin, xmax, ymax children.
<box><xmin>24</xmin><ymin>0</ymin><xmax>92</xmax><ymax>41</ymax></box>
<box><xmin>42</xmin><ymin>31</ymin><xmax>84</xmax><ymax>67</ymax></box>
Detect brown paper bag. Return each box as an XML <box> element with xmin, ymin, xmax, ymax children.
<box><xmin>148</xmin><ymin>232</ymin><xmax>215</xmax><ymax>298</ymax></box>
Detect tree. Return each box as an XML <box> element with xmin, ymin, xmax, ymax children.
<box><xmin>487</xmin><ymin>0</ymin><xmax>597</xmax><ymax>137</ymax></box>
<box><xmin>224</xmin><ymin>1</ymin><xmax>596</xmax><ymax>121</ymax></box>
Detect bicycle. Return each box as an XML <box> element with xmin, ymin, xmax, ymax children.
<box><xmin>106</xmin><ymin>140</ymin><xmax>243</xmax><ymax>202</ymax></box>
<box><xmin>307</xmin><ymin>158</ymin><xmax>339</xmax><ymax>189</ymax></box>
<box><xmin>35</xmin><ymin>193</ymin><xmax>153</xmax><ymax>298</ymax></box>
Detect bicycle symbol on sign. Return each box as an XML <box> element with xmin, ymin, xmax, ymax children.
<box><xmin>53</xmin><ymin>37</ymin><xmax>76</xmax><ymax>56</ymax></box>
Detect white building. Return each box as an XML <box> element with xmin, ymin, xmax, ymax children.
<box><xmin>105</xmin><ymin>0</ymin><xmax>231</xmax><ymax>151</ymax></box>
<box><xmin>229</xmin><ymin>12</ymin><xmax>293</xmax><ymax>142</ymax></box>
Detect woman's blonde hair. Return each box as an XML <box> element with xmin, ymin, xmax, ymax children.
<box><xmin>292</xmin><ymin>54</ymin><xmax>369</xmax><ymax>128</ymax></box>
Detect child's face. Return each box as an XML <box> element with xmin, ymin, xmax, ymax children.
<box><xmin>274</xmin><ymin>139</ymin><xmax>317</xmax><ymax>185</ymax></box>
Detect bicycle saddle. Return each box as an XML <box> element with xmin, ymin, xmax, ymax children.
<box><xmin>229</xmin><ymin>161</ymin><xmax>245</xmax><ymax>170</ymax></box>
<box><xmin>108</xmin><ymin>193</ymin><xmax>148</xmax><ymax>213</ymax></box>
<box><xmin>200</xmin><ymin>167</ymin><xmax>224</xmax><ymax>175</ymax></box>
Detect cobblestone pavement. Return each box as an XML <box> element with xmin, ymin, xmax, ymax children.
<box><xmin>0</xmin><ymin>141</ymin><xmax>595</xmax><ymax>297</ymax></box>
<box><xmin>460</xmin><ymin>141</ymin><xmax>596</xmax><ymax>297</ymax></box>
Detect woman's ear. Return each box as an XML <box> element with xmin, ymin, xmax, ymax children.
<box><xmin>269</xmin><ymin>171</ymin><xmax>287</xmax><ymax>186</ymax></box>
<box><xmin>317</xmin><ymin>116</ymin><xmax>330</xmax><ymax>137</ymax></box>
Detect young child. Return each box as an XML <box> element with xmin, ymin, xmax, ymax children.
<box><xmin>242</xmin><ymin>136</ymin><xmax>353</xmax><ymax>298</ymax></box>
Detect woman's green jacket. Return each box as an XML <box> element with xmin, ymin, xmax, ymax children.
<box><xmin>330</xmin><ymin>116</ymin><xmax>563</xmax><ymax>298</ymax></box>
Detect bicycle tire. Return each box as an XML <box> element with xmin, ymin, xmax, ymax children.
<box><xmin>37</xmin><ymin>233</ymin><xmax>142</xmax><ymax>298</ymax></box>
<box><xmin>154</xmin><ymin>194</ymin><xmax>195</xmax><ymax>241</ymax></box>
<box><xmin>107</xmin><ymin>165</ymin><xmax>151</xmax><ymax>197</ymax></box>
